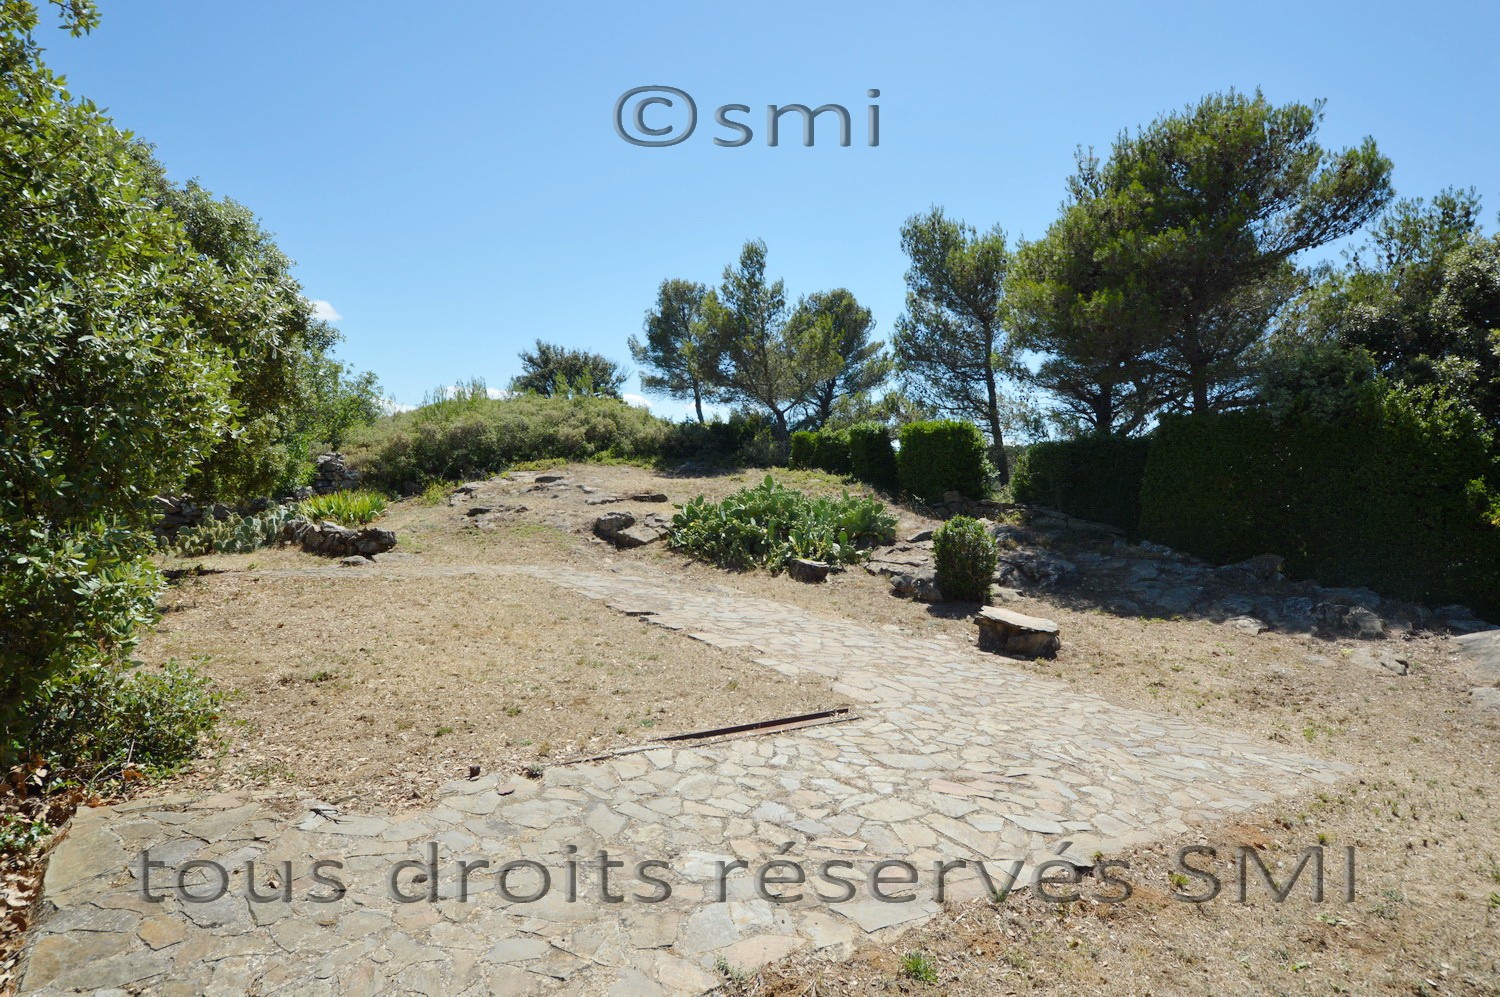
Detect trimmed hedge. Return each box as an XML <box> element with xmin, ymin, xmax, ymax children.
<box><xmin>847</xmin><ymin>422</ymin><xmax>900</xmax><ymax>494</ymax></box>
<box><xmin>789</xmin><ymin>428</ymin><xmax>852</xmax><ymax>475</ymax></box>
<box><xmin>1139</xmin><ymin>395</ymin><xmax>1500</xmax><ymax>618</ymax></box>
<box><xmin>1011</xmin><ymin>435</ymin><xmax>1150</xmax><ymax>532</ymax></box>
<box><xmin>789</xmin><ymin>431</ymin><xmax>817</xmax><ymax>470</ymax></box>
<box><xmin>897</xmin><ymin>420</ymin><xmax>988</xmax><ymax>504</ymax></box>
<box><xmin>811</xmin><ymin>428</ymin><xmax>851</xmax><ymax>474</ymax></box>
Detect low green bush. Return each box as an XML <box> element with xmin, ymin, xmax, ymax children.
<box><xmin>167</xmin><ymin>505</ymin><xmax>298</xmax><ymax>557</ymax></box>
<box><xmin>669</xmin><ymin>475</ymin><xmax>897</xmax><ymax>572</ymax></box>
<box><xmin>932</xmin><ymin>515</ymin><xmax>997</xmax><ymax>603</ymax></box>
<box><xmin>297</xmin><ymin>489</ymin><xmax>388</xmax><ymax>526</ymax></box>
<box><xmin>897</xmin><ymin>420</ymin><xmax>988</xmax><ymax>504</ymax></box>
<box><xmin>847</xmin><ymin>422</ymin><xmax>900</xmax><ymax>493</ymax></box>
<box><xmin>347</xmin><ymin>392</ymin><xmax>676</xmax><ymax>489</ymax></box>
<box><xmin>1011</xmin><ymin>435</ymin><xmax>1150</xmax><ymax>532</ymax></box>
<box><xmin>18</xmin><ymin>658</ymin><xmax>222</xmax><ymax>779</ymax></box>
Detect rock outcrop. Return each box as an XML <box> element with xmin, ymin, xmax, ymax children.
<box><xmin>280</xmin><ymin>519</ymin><xmax>396</xmax><ymax>558</ymax></box>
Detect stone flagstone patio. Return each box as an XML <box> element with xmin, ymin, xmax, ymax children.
<box><xmin>19</xmin><ymin>563</ymin><xmax>1350</xmax><ymax>995</ymax></box>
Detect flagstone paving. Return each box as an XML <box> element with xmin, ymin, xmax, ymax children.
<box><xmin>20</xmin><ymin>563</ymin><xmax>1351</xmax><ymax>996</ymax></box>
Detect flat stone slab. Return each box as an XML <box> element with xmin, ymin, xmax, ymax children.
<box><xmin>976</xmin><ymin>607</ymin><xmax>1059</xmax><ymax>633</ymax></box>
<box><xmin>18</xmin><ymin>562</ymin><xmax>1350</xmax><ymax>996</ymax></box>
<box><xmin>975</xmin><ymin>606</ymin><xmax>1062</xmax><ymax>658</ymax></box>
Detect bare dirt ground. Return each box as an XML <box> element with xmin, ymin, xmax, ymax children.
<box><xmin>25</xmin><ymin>460</ymin><xmax>1500</xmax><ymax>994</ymax></box>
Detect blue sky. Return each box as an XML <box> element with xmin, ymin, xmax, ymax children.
<box><xmin>46</xmin><ymin>0</ymin><xmax>1500</xmax><ymax>417</ymax></box>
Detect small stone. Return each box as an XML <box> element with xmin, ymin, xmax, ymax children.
<box><xmin>614</xmin><ymin>524</ymin><xmax>668</xmax><ymax>549</ymax></box>
<box><xmin>339</xmin><ymin>555</ymin><xmax>372</xmax><ymax>567</ymax></box>
<box><xmin>1220</xmin><ymin>553</ymin><xmax>1284</xmax><ymax>581</ymax></box>
<box><xmin>593</xmin><ymin>512</ymin><xmax>635</xmax><ymax>541</ymax></box>
<box><xmin>629</xmin><ymin>492</ymin><xmax>669</xmax><ymax>503</ymax></box>
<box><xmin>890</xmin><ymin>571</ymin><xmax>942</xmax><ymax>603</ymax></box>
<box><xmin>785</xmin><ymin>558</ymin><xmax>830</xmax><ymax>584</ymax></box>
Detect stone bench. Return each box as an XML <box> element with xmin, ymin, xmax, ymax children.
<box><xmin>975</xmin><ymin>606</ymin><xmax>1061</xmax><ymax>658</ymax></box>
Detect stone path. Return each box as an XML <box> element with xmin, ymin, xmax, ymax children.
<box><xmin>20</xmin><ymin>564</ymin><xmax>1350</xmax><ymax>996</ymax></box>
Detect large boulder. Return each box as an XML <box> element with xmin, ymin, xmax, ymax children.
<box><xmin>994</xmin><ymin>550</ymin><xmax>1078</xmax><ymax>591</ymax></box>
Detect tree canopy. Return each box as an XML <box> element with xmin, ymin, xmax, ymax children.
<box><xmin>791</xmin><ymin>288</ymin><xmax>889</xmax><ymax>430</ymax></box>
<box><xmin>510</xmin><ymin>339</ymin><xmax>627</xmax><ymax>398</ymax></box>
<box><xmin>893</xmin><ymin>208</ymin><xmax>1018</xmax><ymax>479</ymax></box>
<box><xmin>1012</xmin><ymin>90</ymin><xmax>1394</xmax><ymax>433</ymax></box>
<box><xmin>629</xmin><ymin>278</ymin><xmax>720</xmax><ymax>422</ymax></box>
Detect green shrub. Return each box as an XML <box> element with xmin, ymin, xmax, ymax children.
<box><xmin>1011</xmin><ymin>435</ymin><xmax>1150</xmax><ymax>532</ymax></box>
<box><xmin>932</xmin><ymin>516</ymin><xmax>997</xmax><ymax>603</ymax></box>
<box><xmin>667</xmin><ymin>412</ymin><xmax>786</xmax><ymax>467</ymax></box>
<box><xmin>1</xmin><ymin>18</ymin><xmax>246</xmax><ymax>751</ymax></box>
<box><xmin>1139</xmin><ymin>388</ymin><xmax>1500</xmax><ymax>617</ymax></box>
<box><xmin>168</xmin><ymin>505</ymin><xmax>299</xmax><ymax>557</ymax></box>
<box><xmin>18</xmin><ymin>658</ymin><xmax>221</xmax><ymax>779</ymax></box>
<box><xmin>847</xmin><ymin>422</ymin><xmax>900</xmax><ymax>493</ymax></box>
<box><xmin>811</xmin><ymin>428</ymin><xmax>852</xmax><ymax>475</ymax></box>
<box><xmin>670</xmin><ymin>475</ymin><xmax>897</xmax><ymax>572</ymax></box>
<box><xmin>789</xmin><ymin>431</ymin><xmax>818</xmax><ymax>469</ymax></box>
<box><xmin>897</xmin><ymin>420</ymin><xmax>988</xmax><ymax>504</ymax></box>
<box><xmin>297</xmin><ymin>489</ymin><xmax>388</xmax><ymax>526</ymax></box>
<box><xmin>346</xmin><ymin>393</ymin><xmax>675</xmax><ymax>488</ymax></box>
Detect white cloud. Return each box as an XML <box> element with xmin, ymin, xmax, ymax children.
<box><xmin>310</xmin><ymin>299</ymin><xmax>342</xmax><ymax>322</ymax></box>
<box><xmin>377</xmin><ymin>397</ymin><xmax>415</xmax><ymax>415</ymax></box>
<box><xmin>622</xmin><ymin>393</ymin><xmax>651</xmax><ymax>410</ymax></box>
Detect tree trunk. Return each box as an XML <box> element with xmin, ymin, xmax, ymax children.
<box><xmin>692</xmin><ymin>381</ymin><xmax>704</xmax><ymax>423</ymax></box>
<box><xmin>1093</xmin><ymin>395</ymin><xmax>1115</xmax><ymax>437</ymax></box>
<box><xmin>983</xmin><ymin>355</ymin><xmax>1009</xmax><ymax>486</ymax></box>
<box><xmin>1191</xmin><ymin>373</ymin><xmax>1210</xmax><ymax>412</ymax></box>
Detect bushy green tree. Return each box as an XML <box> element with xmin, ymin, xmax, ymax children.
<box><xmin>1276</xmin><ymin>189</ymin><xmax>1500</xmax><ymax>437</ymax></box>
<box><xmin>130</xmin><ymin>155</ymin><xmax>372</xmax><ymax>499</ymax></box>
<box><xmin>790</xmin><ymin>288</ymin><xmax>890</xmax><ymax>430</ymax></box>
<box><xmin>1</xmin><ymin>0</ymin><xmax>241</xmax><ymax>751</ymax></box>
<box><xmin>1066</xmin><ymin>91</ymin><xmax>1393</xmax><ymax>414</ymax></box>
<box><xmin>630</xmin><ymin>278</ymin><xmax>722</xmax><ymax>422</ymax></box>
<box><xmin>702</xmin><ymin>240</ymin><xmax>842</xmax><ymax>437</ymax></box>
<box><xmin>893</xmin><ymin>208</ymin><xmax>1018</xmax><ymax>481</ymax></box>
<box><xmin>295</xmin><ymin>355</ymin><xmax>384</xmax><ymax>450</ymax></box>
<box><xmin>1015</xmin><ymin>91</ymin><xmax>1392</xmax><ymax>430</ymax></box>
<box><xmin>1009</xmin><ymin>207</ymin><xmax>1167</xmax><ymax>436</ymax></box>
<box><xmin>510</xmin><ymin>339</ymin><xmax>627</xmax><ymax>398</ymax></box>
